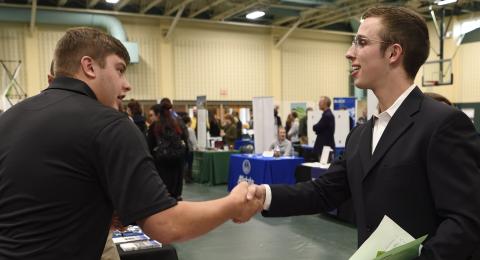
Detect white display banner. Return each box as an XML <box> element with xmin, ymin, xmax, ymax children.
<box><xmin>239</xmin><ymin>108</ymin><xmax>250</xmax><ymax>126</ymax></box>
<box><xmin>253</xmin><ymin>97</ymin><xmax>274</xmax><ymax>154</ymax></box>
<box><xmin>197</xmin><ymin>109</ymin><xmax>208</xmax><ymax>149</ymax></box>
<box><xmin>307</xmin><ymin>109</ymin><xmax>321</xmax><ymax>147</ymax></box>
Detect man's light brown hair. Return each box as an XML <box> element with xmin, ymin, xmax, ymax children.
<box><xmin>53</xmin><ymin>27</ymin><xmax>130</xmax><ymax>77</ymax></box>
<box><xmin>362</xmin><ymin>6</ymin><xmax>430</xmax><ymax>80</ymax></box>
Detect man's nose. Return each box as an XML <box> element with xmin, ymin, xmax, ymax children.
<box><xmin>345</xmin><ymin>44</ymin><xmax>356</xmax><ymax>60</ymax></box>
<box><xmin>124</xmin><ymin>81</ymin><xmax>132</xmax><ymax>92</ymax></box>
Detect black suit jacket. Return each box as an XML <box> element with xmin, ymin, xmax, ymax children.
<box><xmin>264</xmin><ymin>88</ymin><xmax>480</xmax><ymax>259</ymax></box>
<box><xmin>313</xmin><ymin>108</ymin><xmax>336</xmax><ymax>153</ymax></box>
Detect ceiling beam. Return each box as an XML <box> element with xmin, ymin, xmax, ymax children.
<box><xmin>312</xmin><ymin>5</ymin><xmax>372</xmax><ymax>29</ymax></box>
<box><xmin>88</xmin><ymin>0</ymin><xmax>100</xmax><ymax>8</ymax></box>
<box><xmin>272</xmin><ymin>5</ymin><xmax>325</xmax><ymax>26</ymax></box>
<box><xmin>30</xmin><ymin>0</ymin><xmax>37</xmax><ymax>34</ymax></box>
<box><xmin>275</xmin><ymin>17</ymin><xmax>304</xmax><ymax>48</ymax></box>
<box><xmin>188</xmin><ymin>0</ymin><xmax>225</xmax><ymax>18</ymax></box>
<box><xmin>58</xmin><ymin>0</ymin><xmax>68</xmax><ymax>6</ymax></box>
<box><xmin>165</xmin><ymin>0</ymin><xmax>193</xmax><ymax>16</ymax></box>
<box><xmin>114</xmin><ymin>0</ymin><xmax>132</xmax><ymax>11</ymax></box>
<box><xmin>300</xmin><ymin>0</ymin><xmax>373</xmax><ymax>28</ymax></box>
<box><xmin>273</xmin><ymin>16</ymin><xmax>297</xmax><ymax>26</ymax></box>
<box><xmin>141</xmin><ymin>0</ymin><xmax>163</xmax><ymax>14</ymax></box>
<box><xmin>211</xmin><ymin>0</ymin><xmax>258</xmax><ymax>21</ymax></box>
<box><xmin>165</xmin><ymin>2</ymin><xmax>186</xmax><ymax>40</ymax></box>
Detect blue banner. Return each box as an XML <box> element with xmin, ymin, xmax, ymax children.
<box><xmin>333</xmin><ymin>97</ymin><xmax>357</xmax><ymax>129</ymax></box>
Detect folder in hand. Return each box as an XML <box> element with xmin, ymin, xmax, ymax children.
<box><xmin>349</xmin><ymin>215</ymin><xmax>427</xmax><ymax>260</ymax></box>
<box><xmin>373</xmin><ymin>235</ymin><xmax>427</xmax><ymax>260</ymax></box>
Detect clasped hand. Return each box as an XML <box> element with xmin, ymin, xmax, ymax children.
<box><xmin>229</xmin><ymin>182</ymin><xmax>267</xmax><ymax>223</ymax></box>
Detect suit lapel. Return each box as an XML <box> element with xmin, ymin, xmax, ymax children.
<box><xmin>359</xmin><ymin>117</ymin><xmax>374</xmax><ymax>174</ymax></box>
<box><xmin>361</xmin><ymin>87</ymin><xmax>423</xmax><ymax>181</ymax></box>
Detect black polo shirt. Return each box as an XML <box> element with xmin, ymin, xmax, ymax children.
<box><xmin>0</xmin><ymin>77</ymin><xmax>176</xmax><ymax>260</ymax></box>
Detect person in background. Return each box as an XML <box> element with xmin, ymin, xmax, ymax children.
<box><xmin>246</xmin><ymin>6</ymin><xmax>480</xmax><ymax>259</ymax></box>
<box><xmin>299</xmin><ymin>107</ymin><xmax>313</xmax><ymax>144</ymax></box>
<box><xmin>0</xmin><ymin>27</ymin><xmax>262</xmax><ymax>259</ymax></box>
<box><xmin>285</xmin><ymin>113</ymin><xmax>293</xmax><ymax>138</ymax></box>
<box><xmin>274</xmin><ymin>105</ymin><xmax>282</xmax><ymax>127</ymax></box>
<box><xmin>183</xmin><ymin>115</ymin><xmax>197</xmax><ymax>184</ymax></box>
<box><xmin>232</xmin><ymin>111</ymin><xmax>242</xmax><ymax>139</ymax></box>
<box><xmin>313</xmin><ymin>96</ymin><xmax>335</xmax><ymax>155</ymax></box>
<box><xmin>269</xmin><ymin>127</ymin><xmax>293</xmax><ymax>157</ymax></box>
<box><xmin>424</xmin><ymin>92</ymin><xmax>452</xmax><ymax>106</ymax></box>
<box><xmin>127</xmin><ymin>99</ymin><xmax>147</xmax><ymax>134</ymax></box>
<box><xmin>148</xmin><ymin>98</ymin><xmax>188</xmax><ymax>201</ymax></box>
<box><xmin>208</xmin><ymin>110</ymin><xmax>221</xmax><ymax>137</ymax></box>
<box><xmin>287</xmin><ymin>111</ymin><xmax>300</xmax><ymax>145</ymax></box>
<box><xmin>222</xmin><ymin>114</ymin><xmax>237</xmax><ymax>148</ymax></box>
<box><xmin>147</xmin><ymin>105</ymin><xmax>159</xmax><ymax>126</ymax></box>
<box><xmin>248</xmin><ymin>114</ymin><xmax>254</xmax><ymax>129</ymax></box>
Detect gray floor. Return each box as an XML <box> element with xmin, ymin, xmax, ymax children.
<box><xmin>174</xmin><ymin>183</ymin><xmax>357</xmax><ymax>260</ymax></box>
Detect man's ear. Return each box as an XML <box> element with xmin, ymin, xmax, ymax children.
<box><xmin>79</xmin><ymin>56</ymin><xmax>96</xmax><ymax>79</ymax></box>
<box><xmin>387</xmin><ymin>43</ymin><xmax>403</xmax><ymax>64</ymax></box>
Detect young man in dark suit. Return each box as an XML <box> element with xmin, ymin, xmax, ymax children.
<box><xmin>247</xmin><ymin>6</ymin><xmax>480</xmax><ymax>260</ymax></box>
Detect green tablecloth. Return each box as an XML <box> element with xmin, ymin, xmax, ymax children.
<box><xmin>192</xmin><ymin>150</ymin><xmax>238</xmax><ymax>185</ymax></box>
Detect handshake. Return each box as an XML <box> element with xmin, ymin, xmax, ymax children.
<box><xmin>228</xmin><ymin>182</ymin><xmax>267</xmax><ymax>223</ymax></box>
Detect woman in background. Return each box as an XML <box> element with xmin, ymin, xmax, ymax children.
<box><xmin>147</xmin><ymin>99</ymin><xmax>188</xmax><ymax>200</ymax></box>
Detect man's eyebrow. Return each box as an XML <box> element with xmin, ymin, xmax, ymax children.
<box><xmin>117</xmin><ymin>63</ymin><xmax>126</xmax><ymax>70</ymax></box>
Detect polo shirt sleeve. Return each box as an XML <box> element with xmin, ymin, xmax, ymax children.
<box><xmin>93</xmin><ymin>117</ymin><xmax>177</xmax><ymax>225</ymax></box>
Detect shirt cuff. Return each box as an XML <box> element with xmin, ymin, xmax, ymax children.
<box><xmin>263</xmin><ymin>184</ymin><xmax>272</xmax><ymax>210</ymax></box>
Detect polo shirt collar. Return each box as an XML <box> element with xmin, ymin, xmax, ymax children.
<box><xmin>45</xmin><ymin>76</ymin><xmax>97</xmax><ymax>100</ymax></box>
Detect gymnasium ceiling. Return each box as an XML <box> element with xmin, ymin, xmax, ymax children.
<box><xmin>1</xmin><ymin>0</ymin><xmax>479</xmax><ymax>33</ymax></box>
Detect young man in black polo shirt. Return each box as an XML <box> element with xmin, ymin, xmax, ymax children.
<box><xmin>0</xmin><ymin>27</ymin><xmax>262</xmax><ymax>260</ymax></box>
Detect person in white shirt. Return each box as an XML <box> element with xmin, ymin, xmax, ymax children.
<box><xmin>183</xmin><ymin>115</ymin><xmax>197</xmax><ymax>184</ymax></box>
<box><xmin>244</xmin><ymin>6</ymin><xmax>480</xmax><ymax>260</ymax></box>
<box><xmin>269</xmin><ymin>127</ymin><xmax>293</xmax><ymax>157</ymax></box>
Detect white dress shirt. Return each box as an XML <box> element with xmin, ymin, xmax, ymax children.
<box><xmin>371</xmin><ymin>85</ymin><xmax>416</xmax><ymax>154</ymax></box>
<box><xmin>263</xmin><ymin>84</ymin><xmax>417</xmax><ymax>210</ymax></box>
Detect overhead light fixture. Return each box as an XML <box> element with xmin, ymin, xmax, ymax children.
<box><xmin>106</xmin><ymin>0</ymin><xmax>120</xmax><ymax>3</ymax></box>
<box><xmin>436</xmin><ymin>0</ymin><xmax>457</xmax><ymax>6</ymax></box>
<box><xmin>246</xmin><ymin>10</ymin><xmax>265</xmax><ymax>20</ymax></box>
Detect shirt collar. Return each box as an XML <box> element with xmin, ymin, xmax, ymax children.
<box><xmin>373</xmin><ymin>84</ymin><xmax>416</xmax><ymax>119</ymax></box>
<box><xmin>44</xmin><ymin>76</ymin><xmax>97</xmax><ymax>100</ymax></box>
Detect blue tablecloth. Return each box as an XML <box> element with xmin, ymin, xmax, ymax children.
<box><xmin>228</xmin><ymin>154</ymin><xmax>304</xmax><ymax>191</ymax></box>
<box><xmin>233</xmin><ymin>139</ymin><xmax>254</xmax><ymax>150</ymax></box>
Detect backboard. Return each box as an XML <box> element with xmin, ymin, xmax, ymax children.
<box><xmin>422</xmin><ymin>59</ymin><xmax>453</xmax><ymax>86</ymax></box>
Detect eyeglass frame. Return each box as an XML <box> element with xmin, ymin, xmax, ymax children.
<box><xmin>351</xmin><ymin>35</ymin><xmax>394</xmax><ymax>49</ymax></box>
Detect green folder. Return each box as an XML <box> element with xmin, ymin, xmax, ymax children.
<box><xmin>373</xmin><ymin>235</ymin><xmax>427</xmax><ymax>260</ymax></box>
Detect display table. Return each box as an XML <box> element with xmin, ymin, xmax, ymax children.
<box><xmin>192</xmin><ymin>150</ymin><xmax>238</xmax><ymax>185</ymax></box>
<box><xmin>113</xmin><ymin>227</ymin><xmax>178</xmax><ymax>260</ymax></box>
<box><xmin>228</xmin><ymin>154</ymin><xmax>304</xmax><ymax>191</ymax></box>
<box><xmin>118</xmin><ymin>244</ymin><xmax>178</xmax><ymax>260</ymax></box>
<box><xmin>294</xmin><ymin>162</ymin><xmax>355</xmax><ymax>225</ymax></box>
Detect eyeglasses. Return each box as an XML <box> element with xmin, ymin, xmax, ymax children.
<box><xmin>351</xmin><ymin>35</ymin><xmax>393</xmax><ymax>49</ymax></box>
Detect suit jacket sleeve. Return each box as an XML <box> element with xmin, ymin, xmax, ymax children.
<box><xmin>416</xmin><ymin>110</ymin><xmax>480</xmax><ymax>260</ymax></box>
<box><xmin>262</xmin><ymin>157</ymin><xmax>350</xmax><ymax>217</ymax></box>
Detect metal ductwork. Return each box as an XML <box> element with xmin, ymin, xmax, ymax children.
<box><xmin>0</xmin><ymin>7</ymin><xmax>139</xmax><ymax>63</ymax></box>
